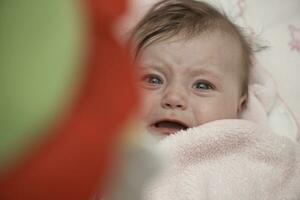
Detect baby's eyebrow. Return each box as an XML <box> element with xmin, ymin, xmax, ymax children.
<box><xmin>139</xmin><ymin>63</ymin><xmax>170</xmax><ymax>74</ymax></box>
<box><xmin>189</xmin><ymin>68</ymin><xmax>221</xmax><ymax>80</ymax></box>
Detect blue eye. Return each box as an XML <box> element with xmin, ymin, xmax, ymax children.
<box><xmin>141</xmin><ymin>74</ymin><xmax>163</xmax><ymax>85</ymax></box>
<box><xmin>193</xmin><ymin>80</ymin><xmax>214</xmax><ymax>90</ymax></box>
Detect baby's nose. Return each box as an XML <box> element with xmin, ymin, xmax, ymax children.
<box><xmin>161</xmin><ymin>89</ymin><xmax>187</xmax><ymax>110</ymax></box>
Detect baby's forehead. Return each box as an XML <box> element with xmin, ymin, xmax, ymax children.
<box><xmin>142</xmin><ymin>27</ymin><xmax>243</xmax><ymax>55</ymax></box>
<box><xmin>142</xmin><ymin>30</ymin><xmax>244</xmax><ymax>64</ymax></box>
<box><xmin>141</xmin><ymin>31</ymin><xmax>243</xmax><ymax>76</ymax></box>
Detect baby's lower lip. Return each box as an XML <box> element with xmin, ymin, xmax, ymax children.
<box><xmin>149</xmin><ymin>125</ymin><xmax>181</xmax><ymax>135</ymax></box>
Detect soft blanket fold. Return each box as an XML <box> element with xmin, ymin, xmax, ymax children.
<box><xmin>143</xmin><ymin>119</ymin><xmax>300</xmax><ymax>200</ymax></box>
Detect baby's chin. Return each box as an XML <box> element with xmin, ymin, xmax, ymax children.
<box><xmin>145</xmin><ymin>129</ymin><xmax>169</xmax><ymax>142</ymax></box>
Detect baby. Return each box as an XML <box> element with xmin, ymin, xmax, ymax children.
<box><xmin>131</xmin><ymin>0</ymin><xmax>250</xmax><ymax>137</ymax></box>
<box><xmin>126</xmin><ymin>0</ymin><xmax>300</xmax><ymax>199</ymax></box>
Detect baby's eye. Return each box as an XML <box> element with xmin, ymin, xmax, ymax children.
<box><xmin>141</xmin><ymin>74</ymin><xmax>163</xmax><ymax>86</ymax></box>
<box><xmin>192</xmin><ymin>80</ymin><xmax>215</xmax><ymax>90</ymax></box>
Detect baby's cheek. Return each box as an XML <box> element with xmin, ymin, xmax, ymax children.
<box><xmin>193</xmin><ymin>108</ymin><xmax>217</xmax><ymax>125</ymax></box>
<box><xmin>192</xmin><ymin>100</ymin><xmax>236</xmax><ymax>125</ymax></box>
<box><xmin>140</xmin><ymin>93</ymin><xmax>158</xmax><ymax>118</ymax></box>
<box><xmin>192</xmin><ymin>104</ymin><xmax>215</xmax><ymax>125</ymax></box>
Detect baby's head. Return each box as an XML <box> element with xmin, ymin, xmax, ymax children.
<box><xmin>130</xmin><ymin>0</ymin><xmax>253</xmax><ymax>136</ymax></box>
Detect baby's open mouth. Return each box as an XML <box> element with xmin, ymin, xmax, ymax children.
<box><xmin>151</xmin><ymin>120</ymin><xmax>189</xmax><ymax>135</ymax></box>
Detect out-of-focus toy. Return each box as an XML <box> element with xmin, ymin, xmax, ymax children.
<box><xmin>0</xmin><ymin>0</ymin><xmax>146</xmax><ymax>199</ymax></box>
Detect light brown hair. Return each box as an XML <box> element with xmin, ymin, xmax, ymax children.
<box><xmin>130</xmin><ymin>0</ymin><xmax>254</xmax><ymax>95</ymax></box>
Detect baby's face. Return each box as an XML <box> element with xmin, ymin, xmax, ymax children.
<box><xmin>137</xmin><ymin>31</ymin><xmax>246</xmax><ymax>136</ymax></box>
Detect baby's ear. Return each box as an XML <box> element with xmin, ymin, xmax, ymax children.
<box><xmin>238</xmin><ymin>94</ymin><xmax>248</xmax><ymax>115</ymax></box>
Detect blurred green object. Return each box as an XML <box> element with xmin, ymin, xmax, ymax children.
<box><xmin>0</xmin><ymin>0</ymin><xmax>83</xmax><ymax>171</ymax></box>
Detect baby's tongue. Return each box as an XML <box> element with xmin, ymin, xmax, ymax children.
<box><xmin>155</xmin><ymin>121</ymin><xmax>187</xmax><ymax>135</ymax></box>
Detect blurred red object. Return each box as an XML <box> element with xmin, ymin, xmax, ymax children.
<box><xmin>0</xmin><ymin>0</ymin><xmax>139</xmax><ymax>199</ymax></box>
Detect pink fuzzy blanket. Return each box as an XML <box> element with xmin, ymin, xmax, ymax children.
<box><xmin>143</xmin><ymin>119</ymin><xmax>300</xmax><ymax>200</ymax></box>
